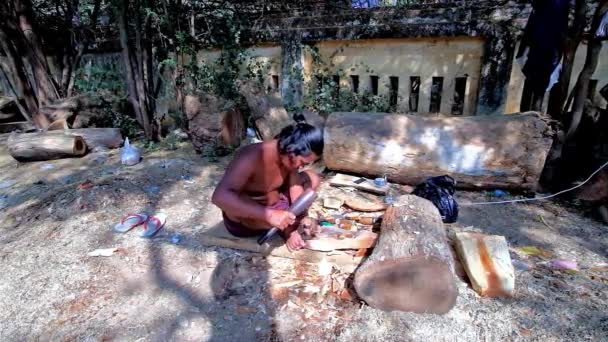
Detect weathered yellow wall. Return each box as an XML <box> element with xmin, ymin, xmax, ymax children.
<box><xmin>505</xmin><ymin>41</ymin><xmax>608</xmax><ymax>114</ymax></box>
<box><xmin>302</xmin><ymin>38</ymin><xmax>485</xmax><ymax>115</ymax></box>
<box><xmin>197</xmin><ymin>38</ymin><xmax>485</xmax><ymax>115</ymax></box>
<box><xmin>197</xmin><ymin>45</ymin><xmax>282</xmax><ymax>91</ymax></box>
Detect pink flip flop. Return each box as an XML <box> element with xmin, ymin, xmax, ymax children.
<box><xmin>113</xmin><ymin>213</ymin><xmax>148</xmax><ymax>233</ymax></box>
<box><xmin>138</xmin><ymin>213</ymin><xmax>167</xmax><ymax>238</ymax></box>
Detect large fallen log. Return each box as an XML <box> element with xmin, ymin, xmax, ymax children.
<box><xmin>354</xmin><ymin>195</ymin><xmax>458</xmax><ymax>314</ymax></box>
<box><xmin>53</xmin><ymin>128</ymin><xmax>123</xmax><ymax>150</ymax></box>
<box><xmin>8</xmin><ymin>132</ymin><xmax>87</xmax><ymax>161</ymax></box>
<box><xmin>324</xmin><ymin>112</ymin><xmax>553</xmax><ymax>190</ymax></box>
<box><xmin>8</xmin><ymin>128</ymin><xmax>123</xmax><ymax>151</ymax></box>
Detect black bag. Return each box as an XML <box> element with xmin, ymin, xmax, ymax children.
<box><xmin>412</xmin><ymin>175</ymin><xmax>459</xmax><ymax>223</ymax></box>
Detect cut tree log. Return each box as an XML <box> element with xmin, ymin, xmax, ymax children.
<box><xmin>354</xmin><ymin>195</ymin><xmax>458</xmax><ymax>314</ymax></box>
<box><xmin>8</xmin><ymin>128</ymin><xmax>123</xmax><ymax>151</ymax></box>
<box><xmin>57</xmin><ymin>128</ymin><xmax>123</xmax><ymax>150</ymax></box>
<box><xmin>324</xmin><ymin>112</ymin><xmax>553</xmax><ymax>190</ymax></box>
<box><xmin>454</xmin><ymin>232</ymin><xmax>515</xmax><ymax>297</ymax></box>
<box><xmin>8</xmin><ymin>132</ymin><xmax>87</xmax><ymax>161</ymax></box>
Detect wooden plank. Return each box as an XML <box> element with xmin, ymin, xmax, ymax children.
<box><xmin>329</xmin><ymin>173</ymin><xmax>389</xmax><ymax>195</ymax></box>
<box><xmin>454</xmin><ymin>232</ymin><xmax>515</xmax><ymax>297</ymax></box>
<box><xmin>305</xmin><ymin>230</ymin><xmax>377</xmax><ymax>252</ymax></box>
<box><xmin>198</xmin><ymin>222</ymin><xmax>363</xmax><ymax>267</ymax></box>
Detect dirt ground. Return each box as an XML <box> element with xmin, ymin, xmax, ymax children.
<box><xmin>0</xmin><ymin>134</ymin><xmax>607</xmax><ymax>341</ymax></box>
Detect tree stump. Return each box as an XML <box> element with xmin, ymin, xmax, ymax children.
<box><xmin>236</xmin><ymin>80</ymin><xmax>291</xmax><ymax>140</ymax></box>
<box><xmin>323</xmin><ymin>111</ymin><xmax>553</xmax><ymax>190</ymax></box>
<box><xmin>8</xmin><ymin>132</ymin><xmax>87</xmax><ymax>161</ymax></box>
<box><xmin>184</xmin><ymin>93</ymin><xmax>243</xmax><ymax>154</ymax></box>
<box><xmin>354</xmin><ymin>195</ymin><xmax>458</xmax><ymax>314</ymax></box>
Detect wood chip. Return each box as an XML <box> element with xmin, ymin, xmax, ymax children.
<box><xmin>273</xmin><ymin>280</ymin><xmax>303</xmax><ymax>288</ymax></box>
<box><xmin>270</xmin><ymin>287</ymin><xmax>289</xmax><ymax>301</ymax></box>
<box><xmin>323</xmin><ymin>197</ymin><xmax>343</xmax><ymax>209</ymax></box>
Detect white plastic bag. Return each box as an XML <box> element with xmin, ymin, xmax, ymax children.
<box><xmin>121</xmin><ymin>138</ymin><xmax>141</xmax><ymax>166</ymax></box>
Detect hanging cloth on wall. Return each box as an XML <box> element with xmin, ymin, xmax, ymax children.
<box><xmin>516</xmin><ymin>0</ymin><xmax>570</xmax><ymax>93</ymax></box>
<box><xmin>596</xmin><ymin>11</ymin><xmax>608</xmax><ymax>39</ymax></box>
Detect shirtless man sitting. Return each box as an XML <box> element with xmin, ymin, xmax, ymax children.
<box><xmin>211</xmin><ymin>118</ymin><xmax>323</xmax><ymax>251</ymax></box>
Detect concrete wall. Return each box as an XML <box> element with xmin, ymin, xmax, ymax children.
<box><xmin>198</xmin><ymin>37</ymin><xmax>485</xmax><ymax>116</ymax></box>
<box><xmin>302</xmin><ymin>37</ymin><xmax>484</xmax><ymax>115</ymax></box>
<box><xmin>505</xmin><ymin>41</ymin><xmax>608</xmax><ymax>114</ymax></box>
<box><xmin>197</xmin><ymin>46</ymin><xmax>282</xmax><ymax>92</ymax></box>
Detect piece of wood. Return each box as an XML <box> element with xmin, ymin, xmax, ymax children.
<box><xmin>7</xmin><ymin>131</ymin><xmax>87</xmax><ymax>161</ymax></box>
<box><xmin>324</xmin><ymin>112</ymin><xmax>553</xmax><ymax>191</ymax></box>
<box><xmin>343</xmin><ymin>191</ymin><xmax>388</xmax><ymax>212</ymax></box>
<box><xmin>344</xmin><ymin>194</ymin><xmax>388</xmax><ymax>212</ymax></box>
<box><xmin>354</xmin><ymin>195</ymin><xmax>458</xmax><ymax>314</ymax></box>
<box><xmin>454</xmin><ymin>232</ymin><xmax>515</xmax><ymax>297</ymax></box>
<box><xmin>7</xmin><ymin>128</ymin><xmax>122</xmax><ymax>152</ymax></box>
<box><xmin>305</xmin><ymin>229</ymin><xmax>377</xmax><ymax>252</ymax></box>
<box><xmin>329</xmin><ymin>173</ymin><xmax>389</xmax><ymax>195</ymax></box>
<box><xmin>323</xmin><ymin>197</ymin><xmax>343</xmax><ymax>209</ymax></box>
<box><xmin>184</xmin><ymin>93</ymin><xmax>243</xmax><ymax>153</ymax></box>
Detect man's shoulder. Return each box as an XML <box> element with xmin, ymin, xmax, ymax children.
<box><xmin>234</xmin><ymin>142</ymin><xmax>263</xmax><ymax>160</ymax></box>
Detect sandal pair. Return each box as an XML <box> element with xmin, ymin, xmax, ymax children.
<box><xmin>113</xmin><ymin>213</ymin><xmax>167</xmax><ymax>237</ymax></box>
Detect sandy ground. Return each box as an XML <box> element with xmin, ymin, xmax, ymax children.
<box><xmin>0</xmin><ymin>134</ymin><xmax>607</xmax><ymax>341</ymax></box>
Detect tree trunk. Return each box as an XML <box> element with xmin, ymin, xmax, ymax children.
<box><xmin>8</xmin><ymin>132</ymin><xmax>87</xmax><ymax>161</ymax></box>
<box><xmin>0</xmin><ymin>28</ymin><xmax>39</xmax><ymax>123</ymax></box>
<box><xmin>118</xmin><ymin>0</ymin><xmax>154</xmax><ymax>139</ymax></box>
<box><xmin>65</xmin><ymin>0</ymin><xmax>101</xmax><ymax>97</ymax></box>
<box><xmin>0</xmin><ymin>68</ymin><xmax>31</xmax><ymax>123</ymax></box>
<box><xmin>323</xmin><ymin>111</ymin><xmax>554</xmax><ymax>190</ymax></box>
<box><xmin>15</xmin><ymin>0</ymin><xmax>59</xmax><ymax>105</ymax></box>
<box><xmin>566</xmin><ymin>1</ymin><xmax>608</xmax><ymax>138</ymax></box>
<box><xmin>143</xmin><ymin>0</ymin><xmax>160</xmax><ymax>140</ymax></box>
<box><xmin>354</xmin><ymin>195</ymin><xmax>458</xmax><ymax>314</ymax></box>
